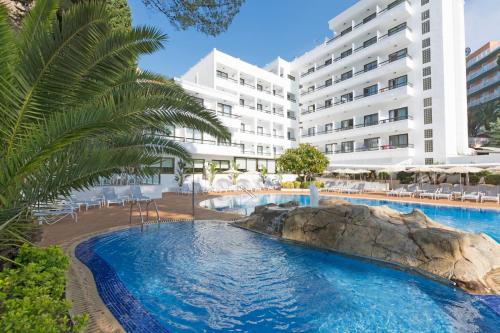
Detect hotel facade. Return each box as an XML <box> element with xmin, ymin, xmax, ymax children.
<box><xmin>163</xmin><ymin>0</ymin><xmax>494</xmax><ymax>181</ymax></box>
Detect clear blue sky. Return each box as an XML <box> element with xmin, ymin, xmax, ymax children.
<box><xmin>129</xmin><ymin>0</ymin><xmax>357</xmax><ymax>78</ymax></box>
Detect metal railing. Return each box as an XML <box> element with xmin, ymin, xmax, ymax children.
<box><xmin>129</xmin><ymin>200</ymin><xmax>161</xmax><ymax>232</ymax></box>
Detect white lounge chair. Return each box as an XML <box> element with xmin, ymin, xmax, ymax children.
<box><xmin>33</xmin><ymin>201</ymin><xmax>78</xmax><ymax>224</ymax></box>
<box><xmin>399</xmin><ymin>185</ymin><xmax>418</xmax><ymax>197</ymax></box>
<box><xmin>102</xmin><ymin>187</ymin><xmax>127</xmax><ymax>206</ymax></box>
<box><xmin>461</xmin><ymin>192</ymin><xmax>481</xmax><ymax>202</ymax></box>
<box><xmin>387</xmin><ymin>187</ymin><xmax>404</xmax><ymax>197</ymax></box>
<box><xmin>130</xmin><ymin>186</ymin><xmax>150</xmax><ymax>202</ymax></box>
<box><xmin>480</xmin><ymin>191</ymin><xmax>499</xmax><ymax>204</ymax></box>
<box><xmin>419</xmin><ymin>187</ymin><xmax>440</xmax><ymax>199</ymax></box>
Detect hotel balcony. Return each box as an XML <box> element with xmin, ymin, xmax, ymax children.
<box><xmin>326</xmin><ymin>0</ymin><xmax>413</xmax><ymax>49</ymax></box>
<box><xmin>325</xmin><ymin>144</ymin><xmax>415</xmax><ymax>163</ymax></box>
<box><xmin>301</xmin><ymin>53</ymin><xmax>413</xmax><ymax>103</ymax></box>
<box><xmin>467</xmin><ymin>62</ymin><xmax>498</xmax><ymax>82</ymax></box>
<box><xmin>301</xmin><ymin>81</ymin><xmax>414</xmax><ymax>119</ymax></box>
<box><xmin>467</xmin><ymin>74</ymin><xmax>500</xmax><ymax>95</ymax></box>
<box><xmin>301</xmin><ymin>116</ymin><xmax>413</xmax><ymax>144</ymax></box>
<box><xmin>300</xmin><ymin>21</ymin><xmax>413</xmax><ymax>83</ymax></box>
<box><xmin>166</xmin><ymin>136</ymin><xmax>243</xmax><ymax>157</ymax></box>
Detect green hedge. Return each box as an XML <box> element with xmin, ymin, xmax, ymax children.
<box><xmin>281</xmin><ymin>181</ymin><xmax>324</xmax><ymax>189</ymax></box>
<box><xmin>0</xmin><ymin>245</ymin><xmax>87</xmax><ymax>333</ymax></box>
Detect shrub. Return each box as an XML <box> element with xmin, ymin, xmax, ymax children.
<box><xmin>293</xmin><ymin>181</ymin><xmax>301</xmax><ymax>189</ymax></box>
<box><xmin>485</xmin><ymin>173</ymin><xmax>500</xmax><ymax>185</ymax></box>
<box><xmin>0</xmin><ymin>245</ymin><xmax>88</xmax><ymax>333</ymax></box>
<box><xmin>301</xmin><ymin>181</ymin><xmax>324</xmax><ymax>189</ymax></box>
<box><xmin>377</xmin><ymin>172</ymin><xmax>390</xmax><ymax>180</ymax></box>
<box><xmin>397</xmin><ymin>171</ymin><xmax>414</xmax><ymax>184</ymax></box>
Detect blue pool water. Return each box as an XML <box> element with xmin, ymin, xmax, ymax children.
<box><xmin>200</xmin><ymin>194</ymin><xmax>500</xmax><ymax>242</ymax></box>
<box><xmin>78</xmin><ymin>222</ymin><xmax>499</xmax><ymax>332</ymax></box>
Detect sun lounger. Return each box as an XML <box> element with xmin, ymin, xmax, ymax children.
<box><xmin>419</xmin><ymin>188</ymin><xmax>440</xmax><ymax>199</ymax></box>
<box><xmin>387</xmin><ymin>187</ymin><xmax>404</xmax><ymax>197</ymax></box>
<box><xmin>480</xmin><ymin>191</ymin><xmax>499</xmax><ymax>204</ymax></box>
<box><xmin>102</xmin><ymin>187</ymin><xmax>127</xmax><ymax>206</ymax></box>
<box><xmin>33</xmin><ymin>201</ymin><xmax>78</xmax><ymax>224</ymax></box>
<box><xmin>461</xmin><ymin>192</ymin><xmax>481</xmax><ymax>202</ymax></box>
<box><xmin>130</xmin><ymin>186</ymin><xmax>151</xmax><ymax>202</ymax></box>
<box><xmin>399</xmin><ymin>185</ymin><xmax>418</xmax><ymax>197</ymax></box>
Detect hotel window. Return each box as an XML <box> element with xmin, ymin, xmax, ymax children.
<box><xmin>307</xmin><ymin>127</ymin><xmax>316</xmax><ymax>136</ymax></box>
<box><xmin>424</xmin><ymin>129</ymin><xmax>433</xmax><ymax>139</ymax></box>
<box><xmin>340</xmin><ymin>92</ymin><xmax>353</xmax><ymax>103</ymax></box>
<box><xmin>325</xmin><ymin>143</ymin><xmax>335</xmax><ymax>153</ymax></box>
<box><xmin>422</xmin><ymin>20</ymin><xmax>430</xmax><ymax>34</ymax></box>
<box><xmin>257</xmin><ymin>84</ymin><xmax>263</xmax><ymax>91</ymax></box>
<box><xmin>364</xmin><ymin>60</ymin><xmax>378</xmax><ymax>72</ymax></box>
<box><xmin>423</xmin><ymin>66</ymin><xmax>431</xmax><ymax>77</ymax></box>
<box><xmin>216</xmin><ymin>70</ymin><xmax>228</xmax><ymax>79</ymax></box>
<box><xmin>424</xmin><ymin>97</ymin><xmax>432</xmax><ymax>107</ymax></box>
<box><xmin>308</xmin><ymin>85</ymin><xmax>315</xmax><ymax>92</ymax></box>
<box><xmin>388</xmin><ymin>22</ymin><xmax>406</xmax><ymax>36</ymax></box>
<box><xmin>246</xmin><ymin>159</ymin><xmax>257</xmax><ymax>171</ymax></box>
<box><xmin>421</xmin><ymin>0</ymin><xmax>429</xmax><ymax>6</ymax></box>
<box><xmin>424</xmin><ymin>108</ymin><xmax>433</xmax><ymax>124</ymax></box>
<box><xmin>217</xmin><ymin>103</ymin><xmax>232</xmax><ymax>116</ymax></box>
<box><xmin>192</xmin><ymin>96</ymin><xmax>204</xmax><ymax>106</ymax></box>
<box><xmin>235</xmin><ymin>158</ymin><xmax>246</xmax><ymax>171</ymax></box>
<box><xmin>240</xmin><ymin>123</ymin><xmax>246</xmax><ymax>132</ymax></box>
<box><xmin>239</xmin><ymin>99</ymin><xmax>244</xmax><ymax>106</ymax></box>
<box><xmin>186</xmin><ymin>128</ymin><xmax>202</xmax><ymax>142</ymax></box>
<box><xmin>325</xmin><ymin>99</ymin><xmax>332</xmax><ymax>107</ymax></box>
<box><xmin>364</xmin><ymin>138</ymin><xmax>379</xmax><ymax>150</ymax></box>
<box><xmin>212</xmin><ymin>160</ymin><xmax>230</xmax><ymax>171</ymax></box>
<box><xmin>159</xmin><ymin>158</ymin><xmax>175</xmax><ymax>174</ymax></box>
<box><xmin>364</xmin><ymin>84</ymin><xmax>378</xmax><ymax>96</ymax></box>
<box><xmin>308</xmin><ymin>104</ymin><xmax>315</xmax><ymax>112</ymax></box>
<box><xmin>240</xmin><ymin>78</ymin><xmax>245</xmax><ymax>86</ymax></box>
<box><xmin>425</xmin><ymin>140</ymin><xmax>433</xmax><ymax>152</ymax></box>
<box><xmin>389</xmin><ymin>48</ymin><xmax>407</xmax><ymax>62</ymax></box>
<box><xmin>389</xmin><ymin>134</ymin><xmax>408</xmax><ymax>148</ymax></box>
<box><xmin>422</xmin><ymin>38</ymin><xmax>431</xmax><ymax>48</ymax></box>
<box><xmin>257</xmin><ymin>146</ymin><xmax>263</xmax><ymax>155</ymax></box>
<box><xmin>257</xmin><ymin>126</ymin><xmax>263</xmax><ymax>135</ymax></box>
<box><xmin>341</xmin><ymin>119</ymin><xmax>353</xmax><ymax>130</ymax></box>
<box><xmin>388</xmin><ymin>75</ymin><xmax>407</xmax><ymax>89</ymax></box>
<box><xmin>421</xmin><ymin>10</ymin><xmax>430</xmax><ymax>21</ymax></box>
<box><xmin>363</xmin><ymin>36</ymin><xmax>377</xmax><ymax>48</ymax></box>
<box><xmin>325</xmin><ymin>123</ymin><xmax>333</xmax><ymax>132</ymax></box>
<box><xmin>341</xmin><ymin>70</ymin><xmax>353</xmax><ymax>81</ymax></box>
<box><xmin>325</xmin><ymin>78</ymin><xmax>333</xmax><ymax>87</ymax></box>
<box><xmin>387</xmin><ymin>0</ymin><xmax>403</xmax><ymax>10</ymax></box>
<box><xmin>324</xmin><ymin>58</ymin><xmax>332</xmax><ymax>66</ymax></box>
<box><xmin>186</xmin><ymin>159</ymin><xmax>205</xmax><ymax>173</ymax></box>
<box><xmin>389</xmin><ymin>107</ymin><xmax>408</xmax><ymax>120</ymax></box>
<box><xmin>363</xmin><ymin>12</ymin><xmax>376</xmax><ymax>24</ymax></box>
<box><xmin>341</xmin><ymin>48</ymin><xmax>352</xmax><ymax>59</ymax></box>
<box><xmin>423</xmin><ymin>77</ymin><xmax>432</xmax><ymax>90</ymax></box>
<box><xmin>425</xmin><ymin>158</ymin><xmax>434</xmax><ymax>165</ymax></box>
<box><xmin>364</xmin><ymin>113</ymin><xmax>379</xmax><ymax>126</ymax></box>
<box><xmin>288</xmin><ymin>74</ymin><xmax>295</xmax><ymax>81</ymax></box>
<box><xmin>341</xmin><ymin>141</ymin><xmax>354</xmax><ymax>153</ymax></box>
<box><xmin>340</xmin><ymin>26</ymin><xmax>352</xmax><ymax>36</ymax></box>
<box><xmin>257</xmin><ymin>103</ymin><xmax>263</xmax><ymax>110</ymax></box>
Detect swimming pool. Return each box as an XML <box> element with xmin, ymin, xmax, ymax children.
<box><xmin>77</xmin><ymin>222</ymin><xmax>499</xmax><ymax>332</ymax></box>
<box><xmin>200</xmin><ymin>194</ymin><xmax>500</xmax><ymax>242</ymax></box>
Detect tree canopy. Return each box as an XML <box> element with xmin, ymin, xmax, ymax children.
<box><xmin>488</xmin><ymin>118</ymin><xmax>500</xmax><ymax>147</ymax></box>
<box><xmin>276</xmin><ymin>144</ymin><xmax>328</xmax><ymax>182</ymax></box>
<box><xmin>468</xmin><ymin>100</ymin><xmax>499</xmax><ymax>137</ymax></box>
<box><xmin>142</xmin><ymin>0</ymin><xmax>244</xmax><ymax>36</ymax></box>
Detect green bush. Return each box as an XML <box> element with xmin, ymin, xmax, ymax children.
<box><xmin>301</xmin><ymin>181</ymin><xmax>324</xmax><ymax>189</ymax></box>
<box><xmin>377</xmin><ymin>172</ymin><xmax>390</xmax><ymax>180</ymax></box>
<box><xmin>0</xmin><ymin>245</ymin><xmax>88</xmax><ymax>333</ymax></box>
<box><xmin>485</xmin><ymin>173</ymin><xmax>500</xmax><ymax>185</ymax></box>
<box><xmin>397</xmin><ymin>171</ymin><xmax>414</xmax><ymax>184</ymax></box>
<box><xmin>293</xmin><ymin>181</ymin><xmax>301</xmax><ymax>189</ymax></box>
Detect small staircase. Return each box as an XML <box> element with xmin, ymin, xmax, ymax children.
<box><xmin>129</xmin><ymin>200</ymin><xmax>161</xmax><ymax>231</ymax></box>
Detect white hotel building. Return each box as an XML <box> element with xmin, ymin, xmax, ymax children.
<box><xmin>165</xmin><ymin>0</ymin><xmax>488</xmax><ymax>178</ymax></box>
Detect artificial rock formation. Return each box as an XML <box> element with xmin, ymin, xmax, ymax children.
<box><xmin>235</xmin><ymin>200</ymin><xmax>500</xmax><ymax>295</ymax></box>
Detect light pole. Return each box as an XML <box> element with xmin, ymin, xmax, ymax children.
<box><xmin>192</xmin><ymin>165</ymin><xmax>195</xmax><ymax>221</ymax></box>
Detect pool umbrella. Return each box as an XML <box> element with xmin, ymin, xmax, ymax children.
<box><xmin>408</xmin><ymin>166</ymin><xmax>446</xmax><ymax>185</ymax></box>
<box><xmin>444</xmin><ymin>166</ymin><xmax>484</xmax><ymax>188</ymax></box>
<box><xmin>353</xmin><ymin>169</ymin><xmax>371</xmax><ymax>180</ymax></box>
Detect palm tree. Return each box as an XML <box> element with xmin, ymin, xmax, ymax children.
<box><xmin>0</xmin><ymin>0</ymin><xmax>230</xmax><ymax>248</ymax></box>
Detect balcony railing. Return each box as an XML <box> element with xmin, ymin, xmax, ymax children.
<box><xmin>256</xmin><ymin>131</ymin><xmax>272</xmax><ymax>137</ymax></box>
<box><xmin>216</xmin><ymin>72</ymin><xmax>237</xmax><ymax>83</ymax></box>
<box><xmin>164</xmin><ymin>135</ymin><xmax>243</xmax><ymax>148</ymax></box>
<box><xmin>299</xmin><ymin>116</ymin><xmax>411</xmax><ymax>136</ymax></box>
<box><xmin>467</xmin><ymin>62</ymin><xmax>498</xmax><ymax>81</ymax></box>
<box><xmin>214</xmin><ymin>111</ymin><xmax>242</xmax><ymax>119</ymax></box>
<box><xmin>240</xmin><ymin>81</ymin><xmax>256</xmax><ymax>89</ymax></box>
<box><xmin>324</xmin><ymin>0</ymin><xmax>408</xmax><ymax>45</ymax></box>
<box><xmin>325</xmin><ymin>143</ymin><xmax>414</xmax><ymax>154</ymax></box>
<box><xmin>240</xmin><ymin>129</ymin><xmax>255</xmax><ymax>134</ymax></box>
<box><xmin>300</xmin><ymin>23</ymin><xmax>411</xmax><ymax>80</ymax></box>
<box><xmin>287</xmin><ymin>111</ymin><xmax>296</xmax><ymax>120</ymax></box>
<box><xmin>468</xmin><ymin>75</ymin><xmax>500</xmax><ymax>95</ymax></box>
<box><xmin>273</xmin><ymin>109</ymin><xmax>284</xmax><ymax>117</ymax></box>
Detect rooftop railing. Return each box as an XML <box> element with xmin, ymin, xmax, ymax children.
<box><xmin>325</xmin><ymin>143</ymin><xmax>414</xmax><ymax>155</ymax></box>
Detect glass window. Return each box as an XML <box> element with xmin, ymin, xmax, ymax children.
<box><xmin>217</xmin><ymin>103</ymin><xmax>232</xmax><ymax>116</ymax></box>
<box><xmin>422</xmin><ymin>48</ymin><xmax>431</xmax><ymax>63</ymax></box>
<box><xmin>246</xmin><ymin>159</ymin><xmax>257</xmax><ymax>171</ymax></box>
<box><xmin>307</xmin><ymin>127</ymin><xmax>316</xmax><ymax>136</ymax></box>
<box><xmin>341</xmin><ymin>48</ymin><xmax>352</xmax><ymax>59</ymax></box>
<box><xmin>308</xmin><ymin>104</ymin><xmax>315</xmax><ymax>111</ymax></box>
<box><xmin>388</xmin><ymin>75</ymin><xmax>407</xmax><ymax>89</ymax></box>
<box><xmin>235</xmin><ymin>157</ymin><xmax>246</xmax><ymax>171</ymax></box>
<box><xmin>364</xmin><ymin>60</ymin><xmax>378</xmax><ymax>72</ymax></box>
<box><xmin>186</xmin><ymin>159</ymin><xmax>205</xmax><ymax>173</ymax></box>
<box><xmin>257</xmin><ymin>146</ymin><xmax>263</xmax><ymax>154</ymax></box>
<box><xmin>340</xmin><ymin>92</ymin><xmax>353</xmax><ymax>103</ymax></box>
<box><xmin>389</xmin><ymin>134</ymin><xmax>408</xmax><ymax>148</ymax></box>
<box><xmin>325</xmin><ymin>143</ymin><xmax>335</xmax><ymax>153</ymax></box>
<box><xmin>325</xmin><ymin>123</ymin><xmax>333</xmax><ymax>132</ymax></box>
<box><xmin>159</xmin><ymin>158</ymin><xmax>175</xmax><ymax>174</ymax></box>
<box><xmin>424</xmin><ymin>129</ymin><xmax>433</xmax><ymax>139</ymax></box>
<box><xmin>216</xmin><ymin>70</ymin><xmax>228</xmax><ymax>79</ymax></box>
<box><xmin>324</xmin><ymin>58</ymin><xmax>332</xmax><ymax>66</ymax></box>
<box><xmin>363</xmin><ymin>13</ymin><xmax>376</xmax><ymax>24</ymax></box>
<box><xmin>341</xmin><ymin>70</ymin><xmax>353</xmax><ymax>81</ymax></box>
<box><xmin>240</xmin><ymin>78</ymin><xmax>245</xmax><ymax>85</ymax></box>
<box><xmin>325</xmin><ymin>78</ymin><xmax>332</xmax><ymax>86</ymax></box>
<box><xmin>364</xmin><ymin>84</ymin><xmax>378</xmax><ymax>96</ymax></box>
<box><xmin>388</xmin><ymin>22</ymin><xmax>407</xmax><ymax>36</ymax></box>
<box><xmin>257</xmin><ymin>126</ymin><xmax>263</xmax><ymax>134</ymax></box>
<box><xmin>340</xmin><ymin>26</ymin><xmax>352</xmax><ymax>36</ymax></box>
<box><xmin>212</xmin><ymin>160</ymin><xmax>230</xmax><ymax>171</ymax></box>
<box><xmin>257</xmin><ymin>103</ymin><xmax>263</xmax><ymax>110</ymax></box>
<box><xmin>325</xmin><ymin>99</ymin><xmax>332</xmax><ymax>107</ymax></box>
<box><xmin>341</xmin><ymin>119</ymin><xmax>353</xmax><ymax>129</ymax></box>
<box><xmin>425</xmin><ymin>140</ymin><xmax>433</xmax><ymax>152</ymax></box>
<box><xmin>267</xmin><ymin>160</ymin><xmax>276</xmax><ymax>173</ymax></box>
<box><xmin>424</xmin><ymin>108</ymin><xmax>432</xmax><ymax>124</ymax></box>
<box><xmin>364</xmin><ymin>113</ymin><xmax>379</xmax><ymax>126</ymax></box>
<box><xmin>389</xmin><ymin>107</ymin><xmax>408</xmax><ymax>120</ymax></box>
<box><xmin>257</xmin><ymin>84</ymin><xmax>263</xmax><ymax>91</ymax></box>
<box><xmin>389</xmin><ymin>48</ymin><xmax>407</xmax><ymax>62</ymax></box>
<box><xmin>422</xmin><ymin>20</ymin><xmax>430</xmax><ymax>34</ymax></box>
<box><xmin>364</xmin><ymin>138</ymin><xmax>379</xmax><ymax>150</ymax></box>
<box><xmin>363</xmin><ymin>36</ymin><xmax>377</xmax><ymax>48</ymax></box>
<box><xmin>341</xmin><ymin>141</ymin><xmax>354</xmax><ymax>153</ymax></box>
<box><xmin>257</xmin><ymin>159</ymin><xmax>267</xmax><ymax>170</ymax></box>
